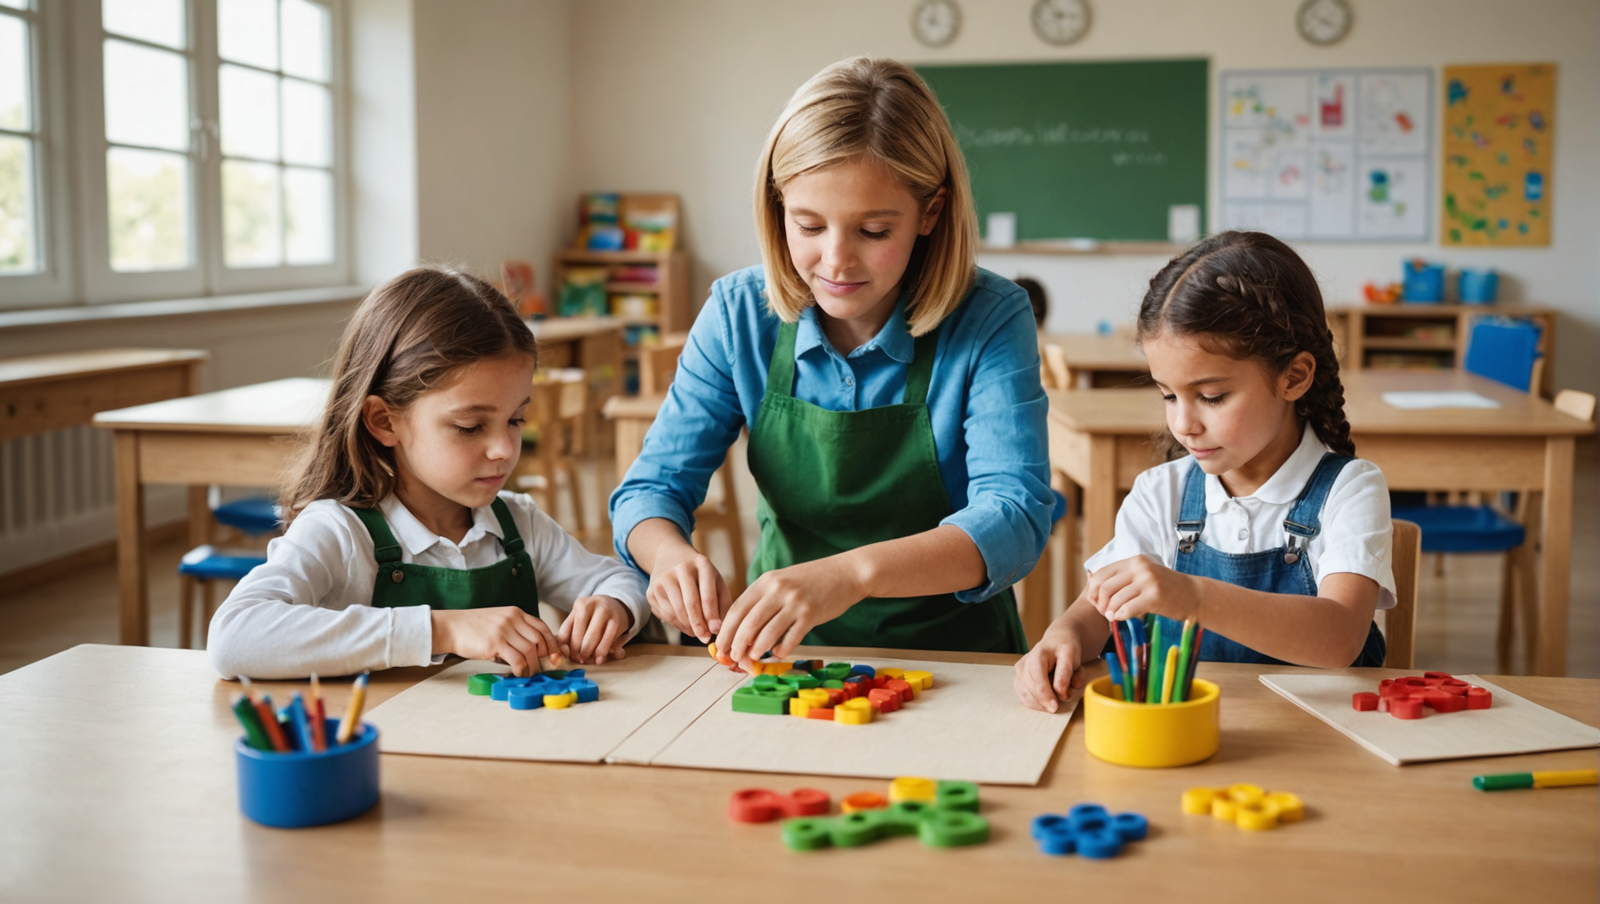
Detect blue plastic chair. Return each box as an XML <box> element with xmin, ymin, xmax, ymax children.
<box><xmin>177</xmin><ymin>496</ymin><xmax>280</xmax><ymax>649</ymax></box>
<box><xmin>1463</xmin><ymin>316</ymin><xmax>1541</xmax><ymax>393</ymax></box>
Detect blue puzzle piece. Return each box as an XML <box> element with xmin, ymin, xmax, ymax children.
<box><xmin>568</xmin><ymin>679</ymin><xmax>599</xmax><ymax>703</ymax></box>
<box><xmin>506</xmin><ymin>686</ymin><xmax>547</xmax><ymax>710</ymax></box>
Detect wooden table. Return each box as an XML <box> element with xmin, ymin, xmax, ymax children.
<box><xmin>1</xmin><ymin>643</ymin><xmax>1593</xmax><ymax>902</ymax></box>
<box><xmin>530</xmin><ymin>316</ymin><xmax>626</xmax><ymax>455</ymax></box>
<box><xmin>1047</xmin><ymin>369</ymin><xmax>1595</xmax><ymax>676</ymax></box>
<box><xmin>1041</xmin><ymin>332</ymin><xmax>1149</xmax><ymax>389</ymax></box>
<box><xmin>92</xmin><ymin>378</ymin><xmax>329</xmax><ymax>646</ymax></box>
<box><xmin>0</xmin><ymin>348</ymin><xmax>207</xmax><ymax>442</ymax></box>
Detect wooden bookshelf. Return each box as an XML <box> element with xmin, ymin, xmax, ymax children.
<box><xmin>1327</xmin><ymin>303</ymin><xmax>1557</xmax><ymax>398</ymax></box>
<box><xmin>554</xmin><ymin>249</ymin><xmax>693</xmax><ymax>338</ymax></box>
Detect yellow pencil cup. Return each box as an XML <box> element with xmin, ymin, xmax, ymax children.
<box><xmin>1083</xmin><ymin>676</ymin><xmax>1220</xmax><ymax>768</ymax></box>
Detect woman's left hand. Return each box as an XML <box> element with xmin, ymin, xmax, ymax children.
<box><xmin>1085</xmin><ymin>555</ymin><xmax>1202</xmax><ymax>624</ymax></box>
<box><xmin>714</xmin><ymin>556</ymin><xmax>867</xmax><ymax>667</ymax></box>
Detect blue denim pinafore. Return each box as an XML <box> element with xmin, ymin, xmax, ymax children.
<box><xmin>1149</xmin><ymin>453</ymin><xmax>1387</xmax><ymax>667</ymax></box>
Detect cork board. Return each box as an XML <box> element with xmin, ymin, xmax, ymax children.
<box><xmin>1261</xmin><ymin>673</ymin><xmax>1600</xmax><ymax>766</ymax></box>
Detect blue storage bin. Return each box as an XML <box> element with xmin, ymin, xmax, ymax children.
<box><xmin>1458</xmin><ymin>269</ymin><xmax>1499</xmax><ymax>304</ymax></box>
<box><xmin>236</xmin><ymin>720</ymin><xmax>380</xmax><ymax>828</ymax></box>
<box><xmin>1401</xmin><ymin>260</ymin><xmax>1445</xmax><ymax>303</ymax></box>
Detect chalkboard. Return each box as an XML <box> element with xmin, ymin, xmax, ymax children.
<box><xmin>917</xmin><ymin>59</ymin><xmax>1209</xmax><ymax>243</ymax></box>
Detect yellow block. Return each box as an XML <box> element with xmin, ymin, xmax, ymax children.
<box><xmin>888</xmin><ymin>776</ymin><xmax>937</xmax><ymax>803</ymax></box>
<box><xmin>903</xmin><ymin>670</ymin><xmax>933</xmax><ymax>691</ymax></box>
<box><xmin>789</xmin><ymin>698</ymin><xmax>811</xmax><ymax>718</ymax></box>
<box><xmin>544</xmin><ymin>691</ymin><xmax>578</xmax><ymax>709</ymax></box>
<box><xmin>835</xmin><ymin>698</ymin><xmax>875</xmax><ymax>725</ymax></box>
<box><xmin>1210</xmin><ymin>798</ymin><xmax>1238</xmax><ymax>822</ymax></box>
<box><xmin>1235</xmin><ymin>800</ymin><xmax>1280</xmax><ymax>831</ymax></box>
<box><xmin>1263</xmin><ymin>792</ymin><xmax>1303</xmax><ymax>823</ymax></box>
<box><xmin>1181</xmin><ymin>787</ymin><xmax>1222</xmax><ymax>815</ymax></box>
<box><xmin>878</xmin><ymin>668</ymin><xmax>906</xmax><ymax>680</ymax></box>
<box><xmin>1227</xmin><ymin>784</ymin><xmax>1265</xmax><ymax>806</ymax></box>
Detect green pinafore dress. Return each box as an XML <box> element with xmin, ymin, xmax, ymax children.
<box><xmin>744</xmin><ymin>319</ymin><xmax>1028</xmax><ymax>654</ymax></box>
<box><xmin>353</xmin><ymin>498</ymin><xmax>540</xmax><ymax>611</ymax></box>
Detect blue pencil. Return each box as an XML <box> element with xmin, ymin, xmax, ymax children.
<box><xmin>1106</xmin><ymin>654</ymin><xmax>1125</xmax><ymax>697</ymax></box>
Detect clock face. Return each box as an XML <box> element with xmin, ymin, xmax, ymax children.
<box><xmin>912</xmin><ymin>0</ymin><xmax>960</xmax><ymax>48</ymax></box>
<box><xmin>1032</xmin><ymin>0</ymin><xmax>1091</xmax><ymax>46</ymax></box>
<box><xmin>1297</xmin><ymin>0</ymin><xmax>1352</xmax><ymax>45</ymax></box>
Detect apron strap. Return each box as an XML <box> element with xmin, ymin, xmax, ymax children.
<box><xmin>351</xmin><ymin>506</ymin><xmax>404</xmax><ymax>567</ymax></box>
<box><xmin>764</xmin><ymin>320</ymin><xmax>800</xmax><ymax>401</ymax></box>
<box><xmin>1282</xmin><ymin>452</ymin><xmax>1354</xmax><ymax>540</ymax></box>
<box><xmin>901</xmin><ymin>328</ymin><xmax>940</xmax><ymax>407</ymax></box>
<box><xmin>489</xmin><ymin>496</ymin><xmax>526</xmax><ymax>556</ymax></box>
<box><xmin>1174</xmin><ymin>461</ymin><xmax>1207</xmax><ymax>552</ymax></box>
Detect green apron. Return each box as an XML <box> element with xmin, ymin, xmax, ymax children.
<box><xmin>353</xmin><ymin>497</ymin><xmax>540</xmax><ymax>610</ymax></box>
<box><xmin>745</xmin><ymin>319</ymin><xmax>1027</xmax><ymax>654</ymax></box>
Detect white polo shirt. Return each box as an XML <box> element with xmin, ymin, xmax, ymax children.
<box><xmin>1083</xmin><ymin>423</ymin><xmax>1396</xmax><ymax>610</ymax></box>
<box><xmin>209</xmin><ymin>491</ymin><xmax>648</xmax><ymax>679</ymax></box>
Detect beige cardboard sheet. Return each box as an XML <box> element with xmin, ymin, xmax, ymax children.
<box><xmin>1261</xmin><ymin>673</ymin><xmax>1600</xmax><ymax>766</ymax></box>
<box><xmin>365</xmin><ymin>655</ymin><xmax>717</xmax><ymax>763</ymax></box>
<box><xmin>642</xmin><ymin>657</ymin><xmax>1077</xmax><ymax>785</ymax></box>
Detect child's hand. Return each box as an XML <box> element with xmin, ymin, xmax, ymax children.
<box><xmin>558</xmin><ymin>595</ymin><xmax>633</xmax><ymax>665</ymax></box>
<box><xmin>1085</xmin><ymin>555</ymin><xmax>1201</xmax><ymax>624</ymax></box>
<box><xmin>645</xmin><ymin>546</ymin><xmax>732</xmax><ymax>644</ymax></box>
<box><xmin>714</xmin><ymin>557</ymin><xmax>865</xmax><ymax>668</ymax></box>
<box><xmin>431</xmin><ymin>607</ymin><xmax>562</xmax><ymax>676</ymax></box>
<box><xmin>1014</xmin><ymin>626</ymin><xmax>1086</xmax><ymax>713</ymax></box>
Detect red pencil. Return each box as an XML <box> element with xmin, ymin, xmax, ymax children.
<box><xmin>308</xmin><ymin>673</ymin><xmax>327</xmax><ymax>752</ymax></box>
<box><xmin>1109</xmin><ymin>620</ymin><xmax>1132</xmax><ymax>701</ymax></box>
<box><xmin>254</xmin><ymin>695</ymin><xmax>289</xmax><ymax>752</ymax></box>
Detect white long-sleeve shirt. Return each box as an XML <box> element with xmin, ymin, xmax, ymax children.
<box><xmin>208</xmin><ymin>491</ymin><xmax>648</xmax><ymax>679</ymax></box>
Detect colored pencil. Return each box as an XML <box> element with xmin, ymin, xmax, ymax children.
<box><xmin>1160</xmin><ymin>645</ymin><xmax>1180</xmax><ymax>704</ymax></box>
<box><xmin>1109</xmin><ymin>620</ymin><xmax>1133</xmax><ymax>702</ymax></box>
<box><xmin>308</xmin><ymin>673</ymin><xmax>327</xmax><ymax>752</ymax></box>
<box><xmin>1173</xmin><ymin>620</ymin><xmax>1195</xmax><ymax>703</ymax></box>
<box><xmin>1474</xmin><ymin>769</ymin><xmax>1598</xmax><ymax>791</ymax></box>
<box><xmin>254</xmin><ymin>694</ymin><xmax>289</xmax><ymax>752</ymax></box>
<box><xmin>231</xmin><ymin>693</ymin><xmax>274</xmax><ymax>751</ymax></box>
<box><xmin>1106</xmin><ymin>655</ymin><xmax>1124</xmax><ymax>697</ymax></box>
<box><xmin>1184</xmin><ymin>627</ymin><xmax>1205</xmax><ymax>698</ymax></box>
<box><xmin>335</xmin><ymin>671</ymin><xmax>369</xmax><ymax>745</ymax></box>
<box><xmin>1146</xmin><ymin>619</ymin><xmax>1164</xmax><ymax>704</ymax></box>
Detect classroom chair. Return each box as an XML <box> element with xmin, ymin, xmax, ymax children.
<box><xmin>511</xmin><ymin>368</ymin><xmax>595</xmax><ymax>539</ymax></box>
<box><xmin>640</xmin><ymin>333</ymin><xmax>749</xmax><ymax>597</ymax></box>
<box><xmin>176</xmin><ymin>494</ymin><xmax>281</xmax><ymax>649</ymax></box>
<box><xmin>1464</xmin><ymin>316</ymin><xmax>1542</xmax><ymax>393</ymax></box>
<box><xmin>1382</xmin><ymin>519</ymin><xmax>1420</xmax><ymax>669</ymax></box>
<box><xmin>1040</xmin><ymin>342</ymin><xmax>1070</xmax><ymax>391</ymax></box>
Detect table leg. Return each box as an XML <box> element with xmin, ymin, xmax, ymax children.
<box><xmin>1084</xmin><ymin>435</ymin><xmax>1118</xmax><ymax>556</ymax></box>
<box><xmin>1535</xmin><ymin>436</ymin><xmax>1575</xmax><ymax>676</ymax></box>
<box><xmin>183</xmin><ymin>486</ymin><xmax>209</xmax><ymax>648</ymax></box>
<box><xmin>114</xmin><ymin>432</ymin><xmax>148</xmax><ymax>646</ymax></box>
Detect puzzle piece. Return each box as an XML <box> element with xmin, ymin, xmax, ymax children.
<box><xmin>727</xmin><ymin>660</ymin><xmax>935</xmax><ymax>723</ymax></box>
<box><xmin>1183</xmin><ymin>785</ymin><xmax>1304</xmax><ymax>832</ymax></box>
<box><xmin>727</xmin><ymin>787</ymin><xmax>832</xmax><ymax>823</ymax></box>
<box><xmin>777</xmin><ymin>781</ymin><xmax>988</xmax><ymax>851</ymax></box>
<box><xmin>471</xmin><ymin>669</ymin><xmax>598</xmax><ymax>711</ymax></box>
<box><xmin>1363</xmin><ymin>671</ymin><xmax>1491</xmax><ymax>718</ymax></box>
<box><xmin>1031</xmin><ymin>804</ymin><xmax>1149</xmax><ymax>858</ymax></box>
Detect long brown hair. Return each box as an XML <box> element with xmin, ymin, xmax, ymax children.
<box><xmin>1136</xmin><ymin>231</ymin><xmax>1354</xmax><ymax>457</ymax></box>
<box><xmin>284</xmin><ymin>267</ymin><xmax>537</xmax><ymax>519</ymax></box>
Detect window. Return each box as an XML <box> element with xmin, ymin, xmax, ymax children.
<box><xmin>0</xmin><ymin>0</ymin><xmax>345</xmax><ymax>310</ymax></box>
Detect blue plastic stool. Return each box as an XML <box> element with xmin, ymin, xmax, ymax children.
<box><xmin>212</xmin><ymin>497</ymin><xmax>282</xmax><ymax>534</ymax></box>
<box><xmin>1389</xmin><ymin>505</ymin><xmax>1525</xmax><ymax>554</ymax></box>
<box><xmin>179</xmin><ymin>495</ymin><xmax>281</xmax><ymax>649</ymax></box>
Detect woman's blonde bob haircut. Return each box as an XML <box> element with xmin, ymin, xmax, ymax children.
<box><xmin>754</xmin><ymin>57</ymin><xmax>977</xmax><ymax>337</ymax></box>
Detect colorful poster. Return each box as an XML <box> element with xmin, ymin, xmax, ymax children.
<box><xmin>1220</xmin><ymin>68</ymin><xmax>1431</xmax><ymax>242</ymax></box>
<box><xmin>1442</xmin><ymin>63</ymin><xmax>1555</xmax><ymax>246</ymax></box>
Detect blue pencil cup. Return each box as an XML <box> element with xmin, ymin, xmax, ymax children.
<box><xmin>1402</xmin><ymin>260</ymin><xmax>1445</xmax><ymax>303</ymax></box>
<box><xmin>1458</xmin><ymin>269</ymin><xmax>1499</xmax><ymax>304</ymax></box>
<box><xmin>235</xmin><ymin>720</ymin><xmax>380</xmax><ymax>828</ymax></box>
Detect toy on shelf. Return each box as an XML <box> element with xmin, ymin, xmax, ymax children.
<box><xmin>1182</xmin><ymin>784</ymin><xmax>1304</xmax><ymax>832</ymax></box>
<box><xmin>710</xmin><ymin>645</ymin><xmax>932</xmax><ymax>724</ymax></box>
<box><xmin>1362</xmin><ymin>281</ymin><xmax>1403</xmax><ymax>304</ymax></box>
<box><xmin>1355</xmin><ymin>671</ymin><xmax>1492</xmax><ymax>720</ymax></box>
<box><xmin>1031</xmin><ymin>804</ymin><xmax>1149</xmax><ymax>859</ymax></box>
<box><xmin>469</xmin><ymin>669</ymin><xmax>599</xmax><ymax>711</ymax></box>
<box><xmin>743</xmin><ymin>777</ymin><xmax>988</xmax><ymax>851</ymax></box>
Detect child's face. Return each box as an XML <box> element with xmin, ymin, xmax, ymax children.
<box><xmin>369</xmin><ymin>354</ymin><xmax>535</xmax><ymax>513</ymax></box>
<box><xmin>1143</xmin><ymin>331</ymin><xmax>1313</xmax><ymax>483</ymax></box>
<box><xmin>781</xmin><ymin>155</ymin><xmax>943</xmax><ymax>334</ymax></box>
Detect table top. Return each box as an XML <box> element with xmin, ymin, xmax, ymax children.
<box><xmin>0</xmin><ymin>348</ymin><xmax>208</xmax><ymax>388</ymax></box>
<box><xmin>529</xmin><ymin>315</ymin><xmax>626</xmax><ymax>343</ymax></box>
<box><xmin>2</xmin><ymin>643</ymin><xmax>1593</xmax><ymax>902</ymax></box>
<box><xmin>91</xmin><ymin>377</ymin><xmax>330</xmax><ymax>434</ymax></box>
<box><xmin>1050</xmin><ymin>370</ymin><xmax>1595</xmax><ymax>438</ymax></box>
<box><xmin>1041</xmin><ymin>332</ymin><xmax>1148</xmax><ymax>372</ymax></box>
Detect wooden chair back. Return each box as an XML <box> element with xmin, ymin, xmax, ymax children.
<box><xmin>1041</xmin><ymin>342</ymin><xmax>1070</xmax><ymax>391</ymax></box>
<box><xmin>1384</xmin><ymin>518</ymin><xmax>1420</xmax><ymax>669</ymax></box>
<box><xmin>640</xmin><ymin>332</ymin><xmax>690</xmax><ymax>395</ymax></box>
<box><xmin>1554</xmin><ymin>389</ymin><xmax>1597</xmax><ymax>422</ymax></box>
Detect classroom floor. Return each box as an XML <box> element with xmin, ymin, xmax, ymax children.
<box><xmin>1</xmin><ymin>438</ymin><xmax>1594</xmax><ymax>679</ymax></box>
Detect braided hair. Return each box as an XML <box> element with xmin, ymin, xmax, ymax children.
<box><xmin>1136</xmin><ymin>231</ymin><xmax>1355</xmax><ymax>457</ymax></box>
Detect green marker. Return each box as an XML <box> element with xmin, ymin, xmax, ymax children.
<box><xmin>1173</xmin><ymin>619</ymin><xmax>1196</xmax><ymax>703</ymax></box>
<box><xmin>231</xmin><ymin>694</ymin><xmax>274</xmax><ymax>751</ymax></box>
<box><xmin>1474</xmin><ymin>770</ymin><xmax>1597</xmax><ymax>791</ymax></box>
<box><xmin>1146</xmin><ymin>619</ymin><xmax>1163</xmax><ymax>704</ymax></box>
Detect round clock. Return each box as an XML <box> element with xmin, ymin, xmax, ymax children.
<box><xmin>1032</xmin><ymin>0</ymin><xmax>1091</xmax><ymax>46</ymax></box>
<box><xmin>911</xmin><ymin>0</ymin><xmax>960</xmax><ymax>48</ymax></box>
<box><xmin>1296</xmin><ymin>0</ymin><xmax>1352</xmax><ymax>45</ymax></box>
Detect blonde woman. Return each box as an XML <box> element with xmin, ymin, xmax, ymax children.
<box><xmin>610</xmin><ymin>58</ymin><xmax>1052</xmax><ymax>666</ymax></box>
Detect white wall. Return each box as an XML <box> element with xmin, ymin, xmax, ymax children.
<box><xmin>413</xmin><ymin>0</ymin><xmax>573</xmax><ymax>294</ymax></box>
<box><xmin>568</xmin><ymin>0</ymin><xmax>1599</xmax><ymax>394</ymax></box>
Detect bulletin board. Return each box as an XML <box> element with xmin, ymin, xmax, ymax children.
<box><xmin>1218</xmin><ymin>68</ymin><xmax>1432</xmax><ymax>241</ymax></box>
<box><xmin>1441</xmin><ymin>63</ymin><xmax>1556</xmax><ymax>246</ymax></box>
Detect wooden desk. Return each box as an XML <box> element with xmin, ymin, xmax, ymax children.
<box><xmin>1</xmin><ymin>643</ymin><xmax>1593</xmax><ymax>901</ymax></box>
<box><xmin>1041</xmin><ymin>332</ymin><xmax>1149</xmax><ymax>388</ymax></box>
<box><xmin>0</xmin><ymin>348</ymin><xmax>207</xmax><ymax>442</ymax></box>
<box><xmin>530</xmin><ymin>316</ymin><xmax>625</xmax><ymax>454</ymax></box>
<box><xmin>1047</xmin><ymin>370</ymin><xmax>1595</xmax><ymax>676</ymax></box>
<box><xmin>92</xmin><ymin>378</ymin><xmax>329</xmax><ymax>646</ymax></box>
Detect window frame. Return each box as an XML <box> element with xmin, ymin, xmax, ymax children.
<box><xmin>0</xmin><ymin>0</ymin><xmax>349</xmax><ymax>311</ymax></box>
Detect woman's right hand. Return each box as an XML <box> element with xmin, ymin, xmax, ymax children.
<box><xmin>645</xmin><ymin>543</ymin><xmax>732</xmax><ymax>644</ymax></box>
<box><xmin>1013</xmin><ymin>623</ymin><xmax>1085</xmax><ymax>713</ymax></box>
<box><xmin>431</xmin><ymin>607</ymin><xmax>563</xmax><ymax>676</ymax></box>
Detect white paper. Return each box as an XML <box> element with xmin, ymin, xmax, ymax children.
<box><xmin>1382</xmin><ymin>391</ymin><xmax>1502</xmax><ymax>410</ymax></box>
<box><xmin>1167</xmin><ymin>204</ymin><xmax>1200</xmax><ymax>243</ymax></box>
<box><xmin>985</xmin><ymin>211</ymin><xmax>1017</xmax><ymax>247</ymax></box>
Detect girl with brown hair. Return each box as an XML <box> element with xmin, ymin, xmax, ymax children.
<box><xmin>1016</xmin><ymin>232</ymin><xmax>1395</xmax><ymax>712</ymax></box>
<box><xmin>209</xmin><ymin>268</ymin><xmax>646</xmax><ymax>679</ymax></box>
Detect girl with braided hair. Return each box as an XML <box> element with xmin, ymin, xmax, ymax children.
<box><xmin>1015</xmin><ymin>232</ymin><xmax>1393</xmax><ymax>712</ymax></box>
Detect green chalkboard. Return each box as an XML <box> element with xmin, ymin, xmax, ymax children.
<box><xmin>917</xmin><ymin>59</ymin><xmax>1209</xmax><ymax>242</ymax></box>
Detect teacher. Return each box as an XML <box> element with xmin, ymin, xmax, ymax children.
<box><xmin>608</xmin><ymin>58</ymin><xmax>1052</xmax><ymax>666</ymax></box>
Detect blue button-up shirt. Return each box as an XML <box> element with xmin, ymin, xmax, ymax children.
<box><xmin>608</xmin><ymin>265</ymin><xmax>1052</xmax><ymax>601</ymax></box>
